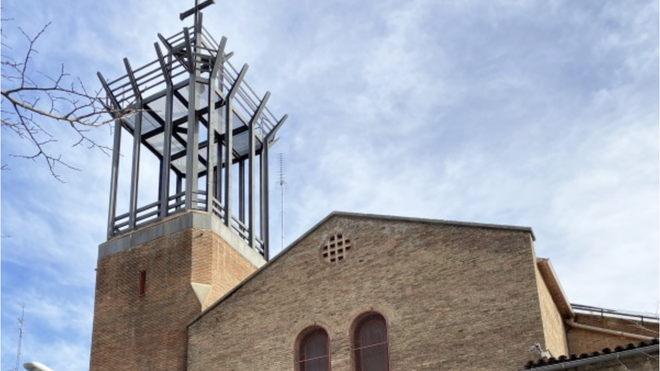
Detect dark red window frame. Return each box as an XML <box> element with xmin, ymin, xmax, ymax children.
<box><xmin>353</xmin><ymin>313</ymin><xmax>390</xmax><ymax>371</ymax></box>
<box><xmin>138</xmin><ymin>270</ymin><xmax>147</xmax><ymax>297</ymax></box>
<box><xmin>298</xmin><ymin>327</ymin><xmax>330</xmax><ymax>371</ymax></box>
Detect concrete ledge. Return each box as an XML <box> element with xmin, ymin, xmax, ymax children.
<box><xmin>98</xmin><ymin>211</ymin><xmax>266</xmax><ymax>268</ymax></box>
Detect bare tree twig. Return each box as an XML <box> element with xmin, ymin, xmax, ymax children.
<box><xmin>1</xmin><ymin>19</ymin><xmax>136</xmax><ymax>181</ymax></box>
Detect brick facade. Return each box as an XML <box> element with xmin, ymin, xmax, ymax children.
<box><xmin>535</xmin><ymin>263</ymin><xmax>569</xmax><ymax>357</ymax></box>
<box><xmin>89</xmin><ymin>211</ymin><xmax>657</xmax><ymax>371</ymax></box>
<box><xmin>567</xmin><ymin>314</ymin><xmax>660</xmax><ymax>355</ymax></box>
<box><xmin>187</xmin><ymin>213</ymin><xmax>548</xmax><ymax>371</ymax></box>
<box><xmin>89</xmin><ymin>213</ymin><xmax>260</xmax><ymax>371</ymax></box>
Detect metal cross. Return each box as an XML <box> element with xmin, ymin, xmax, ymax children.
<box><xmin>180</xmin><ymin>0</ymin><xmax>216</xmax><ymax>21</ymax></box>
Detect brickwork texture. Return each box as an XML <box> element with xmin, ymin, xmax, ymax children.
<box><xmin>188</xmin><ymin>214</ymin><xmax>549</xmax><ymax>371</ymax></box>
<box><xmin>535</xmin><ymin>264</ymin><xmax>569</xmax><ymax>357</ymax></box>
<box><xmin>89</xmin><ymin>219</ymin><xmax>258</xmax><ymax>371</ymax></box>
<box><xmin>567</xmin><ymin>314</ymin><xmax>660</xmax><ymax>355</ymax></box>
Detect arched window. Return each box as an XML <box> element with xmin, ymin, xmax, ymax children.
<box><xmin>298</xmin><ymin>327</ymin><xmax>330</xmax><ymax>371</ymax></box>
<box><xmin>353</xmin><ymin>313</ymin><xmax>390</xmax><ymax>371</ymax></box>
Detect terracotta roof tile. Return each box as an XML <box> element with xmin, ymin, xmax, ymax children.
<box><xmin>523</xmin><ymin>339</ymin><xmax>659</xmax><ymax>369</ymax></box>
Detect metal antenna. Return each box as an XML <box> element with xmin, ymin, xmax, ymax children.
<box><xmin>14</xmin><ymin>303</ymin><xmax>25</xmax><ymax>371</ymax></box>
<box><xmin>278</xmin><ymin>153</ymin><xmax>286</xmax><ymax>252</ymax></box>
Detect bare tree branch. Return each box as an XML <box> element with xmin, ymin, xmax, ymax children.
<box><xmin>1</xmin><ymin>20</ymin><xmax>136</xmax><ymax>181</ymax></box>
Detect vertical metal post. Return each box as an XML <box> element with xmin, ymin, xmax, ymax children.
<box><xmin>239</xmin><ymin>161</ymin><xmax>245</xmax><ymax>222</ymax></box>
<box><xmin>261</xmin><ymin>114</ymin><xmax>286</xmax><ymax>259</ymax></box>
<box><xmin>248</xmin><ymin>122</ymin><xmax>255</xmax><ymax>248</ymax></box>
<box><xmin>223</xmin><ymin>101</ymin><xmax>233</xmax><ymax>226</ymax></box>
<box><xmin>128</xmin><ymin>111</ymin><xmax>142</xmax><ymax>229</ymax></box>
<box><xmin>206</xmin><ymin>33</ymin><xmax>226</xmax><ymax>214</ymax></box>
<box><xmin>176</xmin><ymin>176</ymin><xmax>183</xmax><ymax>210</ymax></box>
<box><xmin>224</xmin><ymin>63</ymin><xmax>248</xmax><ymax>226</ymax></box>
<box><xmin>217</xmin><ymin>141</ymin><xmax>223</xmax><ymax>211</ymax></box>
<box><xmin>124</xmin><ymin>58</ymin><xmax>143</xmax><ymax>230</ymax></box>
<box><xmin>206</xmin><ymin>94</ymin><xmax>215</xmax><ymax>213</ymax></box>
<box><xmin>98</xmin><ymin>72</ymin><xmax>123</xmax><ymax>238</ymax></box>
<box><xmin>184</xmin><ymin>22</ymin><xmax>201</xmax><ymax>210</ymax></box>
<box><xmin>261</xmin><ymin>143</ymin><xmax>269</xmax><ymax>259</ymax></box>
<box><xmin>209</xmin><ymin>36</ymin><xmax>228</xmax><ymax>216</ymax></box>
<box><xmin>107</xmin><ymin>119</ymin><xmax>122</xmax><ymax>237</ymax></box>
<box><xmin>249</xmin><ymin>92</ymin><xmax>269</xmax><ymax>251</ymax></box>
<box><xmin>156</xmin><ymin>44</ymin><xmax>174</xmax><ymax>218</ymax></box>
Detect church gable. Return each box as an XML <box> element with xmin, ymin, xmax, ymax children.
<box><xmin>188</xmin><ymin>212</ymin><xmax>546</xmax><ymax>371</ymax></box>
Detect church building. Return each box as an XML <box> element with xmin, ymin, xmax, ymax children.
<box><xmin>88</xmin><ymin>3</ymin><xmax>658</xmax><ymax>371</ymax></box>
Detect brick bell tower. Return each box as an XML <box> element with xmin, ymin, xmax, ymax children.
<box><xmin>90</xmin><ymin>2</ymin><xmax>286</xmax><ymax>370</ymax></box>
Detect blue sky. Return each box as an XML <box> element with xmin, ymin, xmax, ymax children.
<box><xmin>1</xmin><ymin>1</ymin><xmax>658</xmax><ymax>370</ymax></box>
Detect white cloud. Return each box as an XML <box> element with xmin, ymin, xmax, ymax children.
<box><xmin>1</xmin><ymin>0</ymin><xmax>658</xmax><ymax>369</ymax></box>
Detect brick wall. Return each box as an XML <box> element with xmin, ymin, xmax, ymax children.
<box><xmin>567</xmin><ymin>314</ymin><xmax>659</xmax><ymax>355</ymax></box>
<box><xmin>188</xmin><ymin>214</ymin><xmax>547</xmax><ymax>371</ymax></box>
<box><xmin>193</xmin><ymin>231</ymin><xmax>258</xmax><ymax>310</ymax></box>
<box><xmin>535</xmin><ymin>264</ymin><xmax>569</xmax><ymax>356</ymax></box>
<box><xmin>90</xmin><ymin>216</ymin><xmax>258</xmax><ymax>371</ymax></box>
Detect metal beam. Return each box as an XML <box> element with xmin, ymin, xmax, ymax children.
<box><xmin>210</xmin><ymin>37</ymin><xmax>231</xmax><ymax>73</ymax></box>
<box><xmin>97</xmin><ymin>72</ymin><xmax>122</xmax><ymax>112</ymax></box>
<box><xmin>249</xmin><ymin>91</ymin><xmax>270</xmax><ymax>250</ymax></box>
<box><xmin>107</xmin><ymin>123</ymin><xmax>122</xmax><ymax>237</ymax></box>
<box><xmin>205</xmin><ymin>35</ymin><xmax>226</xmax><ymax>213</ymax></box>
<box><xmin>223</xmin><ymin>64</ymin><xmax>249</xmax><ymax>226</ymax></box>
<box><xmin>239</xmin><ymin>161</ymin><xmax>245</xmax><ymax>222</ymax></box>
<box><xmin>119</xmin><ymin>102</ymin><xmax>184</xmax><ymax>179</ymax></box>
<box><xmin>184</xmin><ymin>25</ymin><xmax>200</xmax><ymax>210</ymax></box>
<box><xmin>223</xmin><ymin>101</ymin><xmax>233</xmax><ymax>226</ymax></box>
<box><xmin>123</xmin><ymin>58</ymin><xmax>143</xmax><ymax>229</ymax></box>
<box><xmin>155</xmin><ymin>43</ymin><xmax>174</xmax><ymax>219</ymax></box>
<box><xmin>183</xmin><ymin>27</ymin><xmax>195</xmax><ymax>71</ymax></box>
<box><xmin>267</xmin><ymin>114</ymin><xmax>288</xmax><ymax>148</ymax></box>
<box><xmin>206</xmin><ymin>104</ymin><xmax>216</xmax><ymax>212</ymax></box>
<box><xmin>176</xmin><ymin>176</ymin><xmax>183</xmax><ymax>211</ymax></box>
<box><xmin>216</xmin><ymin>140</ymin><xmax>223</xmax><ymax>212</ymax></box>
<box><xmin>98</xmin><ymin>72</ymin><xmax>124</xmax><ymax>238</ymax></box>
<box><xmin>261</xmin><ymin>112</ymin><xmax>286</xmax><ymax>258</ymax></box>
<box><xmin>261</xmin><ymin>142</ymin><xmax>270</xmax><ymax>259</ymax></box>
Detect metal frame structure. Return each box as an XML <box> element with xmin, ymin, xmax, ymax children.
<box><xmin>98</xmin><ymin>8</ymin><xmax>286</xmax><ymax>260</ymax></box>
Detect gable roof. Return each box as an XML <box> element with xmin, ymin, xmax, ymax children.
<box><xmin>537</xmin><ymin>258</ymin><xmax>574</xmax><ymax>318</ymax></box>
<box><xmin>291</xmin><ymin>211</ymin><xmax>536</xmax><ymax>245</ymax></box>
<box><xmin>188</xmin><ymin>211</ymin><xmax>536</xmax><ymax>326</ymax></box>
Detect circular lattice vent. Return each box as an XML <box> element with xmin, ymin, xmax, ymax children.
<box><xmin>321</xmin><ymin>233</ymin><xmax>352</xmax><ymax>263</ymax></box>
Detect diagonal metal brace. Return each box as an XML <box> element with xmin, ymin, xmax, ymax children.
<box><xmin>210</xmin><ymin>36</ymin><xmax>228</xmax><ymax>80</ymax></box>
<box><xmin>123</xmin><ymin>58</ymin><xmax>142</xmax><ymax>102</ymax></box>
<box><xmin>97</xmin><ymin>72</ymin><xmax>122</xmax><ymax>112</ymax></box>
<box><xmin>228</xmin><ymin>64</ymin><xmax>249</xmax><ymax>100</ymax></box>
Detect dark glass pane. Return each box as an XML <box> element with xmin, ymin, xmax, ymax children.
<box><xmin>304</xmin><ymin>331</ymin><xmax>328</xmax><ymax>359</ymax></box>
<box><xmin>359</xmin><ymin>317</ymin><xmax>386</xmax><ymax>346</ymax></box>
<box><xmin>361</xmin><ymin>344</ymin><xmax>388</xmax><ymax>371</ymax></box>
<box><xmin>302</xmin><ymin>357</ymin><xmax>328</xmax><ymax>371</ymax></box>
<box><xmin>354</xmin><ymin>349</ymin><xmax>363</xmax><ymax>371</ymax></box>
<box><xmin>354</xmin><ymin>315</ymin><xmax>388</xmax><ymax>371</ymax></box>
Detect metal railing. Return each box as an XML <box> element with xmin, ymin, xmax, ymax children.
<box><xmin>111</xmin><ymin>191</ymin><xmax>264</xmax><ymax>255</ymax></box>
<box><xmin>572</xmin><ymin>303</ymin><xmax>659</xmax><ymax>324</ymax></box>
